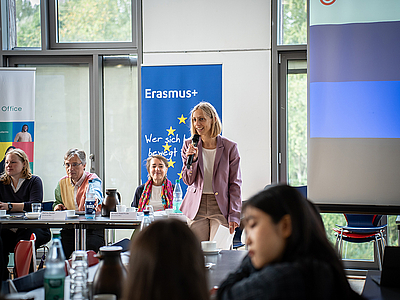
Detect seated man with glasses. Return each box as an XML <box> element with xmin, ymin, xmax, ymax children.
<box><xmin>53</xmin><ymin>148</ymin><xmax>105</xmax><ymax>258</ymax></box>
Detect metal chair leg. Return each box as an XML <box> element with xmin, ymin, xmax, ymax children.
<box><xmin>374</xmin><ymin>235</ymin><xmax>382</xmax><ymax>271</ymax></box>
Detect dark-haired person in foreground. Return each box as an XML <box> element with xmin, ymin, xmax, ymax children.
<box><xmin>217</xmin><ymin>184</ymin><xmax>364</xmax><ymax>300</ymax></box>
<box><xmin>123</xmin><ymin>219</ymin><xmax>209</xmax><ymax>300</ymax></box>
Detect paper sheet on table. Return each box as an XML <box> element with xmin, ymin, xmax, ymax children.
<box><xmin>212</xmin><ymin>224</ymin><xmax>235</xmax><ymax>250</ymax></box>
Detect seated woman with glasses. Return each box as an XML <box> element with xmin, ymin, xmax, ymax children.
<box><xmin>131</xmin><ymin>155</ymin><xmax>174</xmax><ymax>212</ymax></box>
<box><xmin>216</xmin><ymin>184</ymin><xmax>364</xmax><ymax>300</ymax></box>
<box><xmin>0</xmin><ymin>148</ymin><xmax>51</xmax><ymax>280</ymax></box>
<box><xmin>53</xmin><ymin>148</ymin><xmax>104</xmax><ymax>258</ymax></box>
<box><xmin>123</xmin><ymin>218</ymin><xmax>209</xmax><ymax>300</ymax></box>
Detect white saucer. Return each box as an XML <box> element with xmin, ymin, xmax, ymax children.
<box><xmin>203</xmin><ymin>249</ymin><xmax>222</xmax><ymax>255</ymax></box>
<box><xmin>0</xmin><ymin>214</ymin><xmax>10</xmax><ymax>218</ymax></box>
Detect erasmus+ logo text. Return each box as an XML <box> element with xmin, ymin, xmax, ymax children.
<box><xmin>145</xmin><ymin>89</ymin><xmax>198</xmax><ymax>99</ymax></box>
<box><xmin>2</xmin><ymin>106</ymin><xmax>22</xmax><ymax>112</ymax></box>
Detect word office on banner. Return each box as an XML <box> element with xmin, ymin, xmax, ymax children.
<box><xmin>0</xmin><ymin>68</ymin><xmax>36</xmax><ymax>170</ymax></box>
<box><xmin>141</xmin><ymin>64</ymin><xmax>222</xmax><ymax>191</ymax></box>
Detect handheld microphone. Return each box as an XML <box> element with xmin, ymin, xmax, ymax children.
<box><xmin>187</xmin><ymin>134</ymin><xmax>200</xmax><ymax>169</ymax></box>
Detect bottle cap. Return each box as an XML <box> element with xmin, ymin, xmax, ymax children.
<box><xmin>175</xmin><ymin>179</ymin><xmax>180</xmax><ymax>183</ymax></box>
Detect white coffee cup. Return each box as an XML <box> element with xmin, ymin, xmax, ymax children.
<box><xmin>201</xmin><ymin>241</ymin><xmax>217</xmax><ymax>251</ymax></box>
<box><xmin>66</xmin><ymin>210</ymin><xmax>76</xmax><ymax>217</ymax></box>
<box><xmin>0</xmin><ymin>209</ymin><xmax>7</xmax><ymax>216</ymax></box>
<box><xmin>126</xmin><ymin>207</ymin><xmax>137</xmax><ymax>213</ymax></box>
<box><xmin>116</xmin><ymin>205</ymin><xmax>126</xmax><ymax>212</ymax></box>
<box><xmin>165</xmin><ymin>208</ymin><xmax>174</xmax><ymax>215</ymax></box>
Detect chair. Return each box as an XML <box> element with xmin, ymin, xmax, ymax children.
<box><xmin>14</xmin><ymin>233</ymin><xmax>37</xmax><ymax>278</ymax></box>
<box><xmin>42</xmin><ymin>201</ymin><xmax>55</xmax><ymax>211</ymax></box>
<box><xmin>232</xmin><ymin>227</ymin><xmax>245</xmax><ymax>250</ymax></box>
<box><xmin>110</xmin><ymin>238</ymin><xmax>131</xmax><ymax>252</ymax></box>
<box><xmin>333</xmin><ymin>214</ymin><xmax>387</xmax><ymax>270</ymax></box>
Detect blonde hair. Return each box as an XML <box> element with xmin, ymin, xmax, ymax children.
<box><xmin>0</xmin><ymin>148</ymin><xmax>32</xmax><ymax>184</ymax></box>
<box><xmin>190</xmin><ymin>102</ymin><xmax>222</xmax><ymax>138</ymax></box>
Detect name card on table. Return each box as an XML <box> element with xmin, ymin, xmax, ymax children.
<box><xmin>110</xmin><ymin>212</ymin><xmax>137</xmax><ymax>220</ymax></box>
<box><xmin>168</xmin><ymin>213</ymin><xmax>187</xmax><ymax>222</ymax></box>
<box><xmin>41</xmin><ymin>211</ymin><xmax>67</xmax><ymax>220</ymax></box>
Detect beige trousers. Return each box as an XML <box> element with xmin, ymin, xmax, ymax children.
<box><xmin>187</xmin><ymin>194</ymin><xmax>228</xmax><ymax>241</ymax></box>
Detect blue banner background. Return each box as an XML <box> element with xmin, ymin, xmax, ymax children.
<box><xmin>141</xmin><ymin>65</ymin><xmax>222</xmax><ymax>191</ymax></box>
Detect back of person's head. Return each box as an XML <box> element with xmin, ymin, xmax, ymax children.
<box><xmin>245</xmin><ymin>184</ymin><xmax>360</xmax><ymax>299</ymax></box>
<box><xmin>123</xmin><ymin>219</ymin><xmax>209</xmax><ymax>300</ymax></box>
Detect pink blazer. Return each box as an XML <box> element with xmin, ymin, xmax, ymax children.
<box><xmin>180</xmin><ymin>135</ymin><xmax>242</xmax><ymax>225</ymax></box>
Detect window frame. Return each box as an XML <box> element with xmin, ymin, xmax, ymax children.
<box><xmin>48</xmin><ymin>0</ymin><xmax>137</xmax><ymax>50</ymax></box>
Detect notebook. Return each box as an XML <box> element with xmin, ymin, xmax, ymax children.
<box><xmin>371</xmin><ymin>246</ymin><xmax>400</xmax><ymax>288</ymax></box>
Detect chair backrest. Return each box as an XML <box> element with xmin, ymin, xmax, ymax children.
<box><xmin>42</xmin><ymin>201</ymin><xmax>55</xmax><ymax>211</ymax></box>
<box><xmin>14</xmin><ymin>233</ymin><xmax>36</xmax><ymax>278</ymax></box>
<box><xmin>344</xmin><ymin>214</ymin><xmax>382</xmax><ymax>228</ymax></box>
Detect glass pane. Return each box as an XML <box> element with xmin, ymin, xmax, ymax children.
<box><xmin>278</xmin><ymin>0</ymin><xmax>307</xmax><ymax>45</ymax></box>
<box><xmin>17</xmin><ymin>64</ymin><xmax>90</xmax><ymax>201</ymax></box>
<box><xmin>57</xmin><ymin>0</ymin><xmax>132</xmax><ymax>43</ymax></box>
<box><xmin>387</xmin><ymin>215</ymin><xmax>399</xmax><ymax>246</ymax></box>
<box><xmin>287</xmin><ymin>60</ymin><xmax>307</xmax><ymax>186</ymax></box>
<box><xmin>104</xmin><ymin>56</ymin><xmax>138</xmax><ymax>240</ymax></box>
<box><xmin>4</xmin><ymin>0</ymin><xmax>42</xmax><ymax>49</ymax></box>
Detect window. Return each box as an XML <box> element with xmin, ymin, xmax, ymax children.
<box><xmin>56</xmin><ymin>0</ymin><xmax>132</xmax><ymax>43</ymax></box>
<box><xmin>8</xmin><ymin>59</ymin><xmax>91</xmax><ymax>200</ymax></box>
<box><xmin>49</xmin><ymin>0</ymin><xmax>136</xmax><ymax>49</ymax></box>
<box><xmin>277</xmin><ymin>0</ymin><xmax>307</xmax><ymax>45</ymax></box>
<box><xmin>104</xmin><ymin>55</ymin><xmax>139</xmax><ymax>208</ymax></box>
<box><xmin>2</xmin><ymin>0</ymin><xmax>41</xmax><ymax>49</ymax></box>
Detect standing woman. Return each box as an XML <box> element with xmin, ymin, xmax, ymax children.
<box><xmin>0</xmin><ymin>148</ymin><xmax>51</xmax><ymax>280</ymax></box>
<box><xmin>181</xmin><ymin>102</ymin><xmax>242</xmax><ymax>241</ymax></box>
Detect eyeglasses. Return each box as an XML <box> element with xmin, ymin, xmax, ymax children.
<box><xmin>64</xmin><ymin>162</ymin><xmax>83</xmax><ymax>168</ymax></box>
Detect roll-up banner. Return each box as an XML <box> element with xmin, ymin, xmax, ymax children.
<box><xmin>141</xmin><ymin>65</ymin><xmax>222</xmax><ymax>190</ymax></box>
<box><xmin>0</xmin><ymin>68</ymin><xmax>36</xmax><ymax>170</ymax></box>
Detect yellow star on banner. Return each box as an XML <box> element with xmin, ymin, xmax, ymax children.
<box><xmin>178</xmin><ymin>114</ymin><xmax>187</xmax><ymax>124</ymax></box>
<box><xmin>166</xmin><ymin>126</ymin><xmax>176</xmax><ymax>136</ymax></box>
<box><xmin>168</xmin><ymin>159</ymin><xmax>176</xmax><ymax>168</ymax></box>
<box><xmin>163</xmin><ymin>143</ymin><xmax>172</xmax><ymax>152</ymax></box>
<box><xmin>177</xmin><ymin>172</ymin><xmax>183</xmax><ymax>180</ymax></box>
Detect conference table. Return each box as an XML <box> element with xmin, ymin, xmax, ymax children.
<box><xmin>10</xmin><ymin>250</ymin><xmax>247</xmax><ymax>299</ymax></box>
<box><xmin>362</xmin><ymin>270</ymin><xmax>400</xmax><ymax>300</ymax></box>
<box><xmin>0</xmin><ymin>212</ymin><xmax>142</xmax><ymax>251</ymax></box>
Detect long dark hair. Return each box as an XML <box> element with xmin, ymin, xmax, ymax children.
<box><xmin>123</xmin><ymin>219</ymin><xmax>209</xmax><ymax>300</ymax></box>
<box><xmin>244</xmin><ymin>184</ymin><xmax>361</xmax><ymax>299</ymax></box>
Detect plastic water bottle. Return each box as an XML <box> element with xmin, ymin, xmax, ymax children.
<box><xmin>85</xmin><ymin>180</ymin><xmax>96</xmax><ymax>219</ymax></box>
<box><xmin>173</xmin><ymin>179</ymin><xmax>183</xmax><ymax>213</ymax></box>
<box><xmin>70</xmin><ymin>250</ymin><xmax>89</xmax><ymax>300</ymax></box>
<box><xmin>140</xmin><ymin>210</ymin><xmax>151</xmax><ymax>231</ymax></box>
<box><xmin>44</xmin><ymin>234</ymin><xmax>66</xmax><ymax>300</ymax></box>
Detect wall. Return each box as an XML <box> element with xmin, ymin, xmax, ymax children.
<box><xmin>142</xmin><ymin>0</ymin><xmax>272</xmax><ymax>200</ymax></box>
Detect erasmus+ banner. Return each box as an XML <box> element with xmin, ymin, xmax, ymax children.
<box><xmin>141</xmin><ymin>65</ymin><xmax>222</xmax><ymax>187</ymax></box>
<box><xmin>0</xmin><ymin>68</ymin><xmax>35</xmax><ymax>170</ymax></box>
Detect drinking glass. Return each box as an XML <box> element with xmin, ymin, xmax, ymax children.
<box><xmin>70</xmin><ymin>250</ymin><xmax>89</xmax><ymax>300</ymax></box>
<box><xmin>31</xmin><ymin>203</ymin><xmax>41</xmax><ymax>213</ymax></box>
